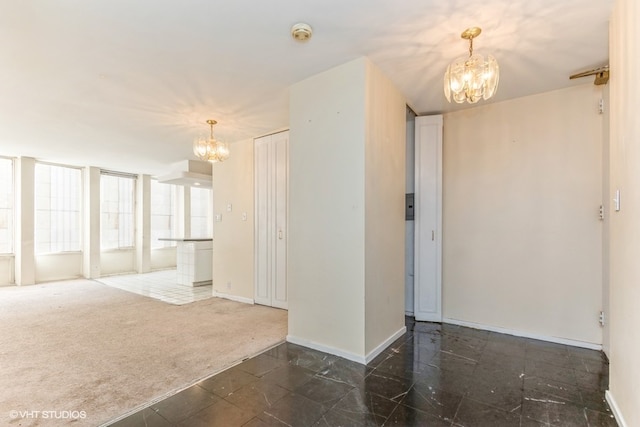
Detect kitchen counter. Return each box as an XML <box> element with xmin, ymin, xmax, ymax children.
<box><xmin>159</xmin><ymin>238</ymin><xmax>212</xmax><ymax>286</ymax></box>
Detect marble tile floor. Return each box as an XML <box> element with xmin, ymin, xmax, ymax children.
<box><xmin>96</xmin><ymin>270</ymin><xmax>214</xmax><ymax>305</ymax></box>
<box><xmin>108</xmin><ymin>317</ymin><xmax>617</xmax><ymax>426</ymax></box>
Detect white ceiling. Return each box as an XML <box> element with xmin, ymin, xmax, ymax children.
<box><xmin>0</xmin><ymin>0</ymin><xmax>613</xmax><ymax>176</ymax></box>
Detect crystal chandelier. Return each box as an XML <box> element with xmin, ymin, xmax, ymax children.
<box><xmin>444</xmin><ymin>27</ymin><xmax>499</xmax><ymax>104</ymax></box>
<box><xmin>193</xmin><ymin>119</ymin><xmax>230</xmax><ymax>163</ymax></box>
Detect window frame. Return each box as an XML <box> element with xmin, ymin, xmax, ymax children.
<box><xmin>34</xmin><ymin>161</ymin><xmax>84</xmax><ymax>255</ymax></box>
<box><xmin>0</xmin><ymin>156</ymin><xmax>14</xmax><ymax>255</ymax></box>
<box><xmin>99</xmin><ymin>170</ymin><xmax>137</xmax><ymax>251</ymax></box>
<box><xmin>150</xmin><ymin>179</ymin><xmax>178</xmax><ymax>249</ymax></box>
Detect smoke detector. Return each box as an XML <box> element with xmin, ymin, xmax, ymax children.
<box><xmin>291</xmin><ymin>23</ymin><xmax>312</xmax><ymax>42</ymax></box>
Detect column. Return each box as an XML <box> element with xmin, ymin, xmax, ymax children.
<box><xmin>15</xmin><ymin>157</ymin><xmax>35</xmax><ymax>285</ymax></box>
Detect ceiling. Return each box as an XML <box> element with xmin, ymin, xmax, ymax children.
<box><xmin>0</xmin><ymin>0</ymin><xmax>613</xmax><ymax>176</ymax></box>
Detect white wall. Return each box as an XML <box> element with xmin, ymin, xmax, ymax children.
<box><xmin>607</xmin><ymin>0</ymin><xmax>640</xmax><ymax>425</ymax></box>
<box><xmin>136</xmin><ymin>174</ymin><xmax>151</xmax><ymax>273</ymax></box>
<box><xmin>35</xmin><ymin>252</ymin><xmax>83</xmax><ymax>282</ymax></box>
<box><xmin>151</xmin><ymin>247</ymin><xmax>176</xmax><ymax>271</ymax></box>
<box><xmin>100</xmin><ymin>250</ymin><xmax>136</xmax><ymax>276</ymax></box>
<box><xmin>83</xmin><ymin>166</ymin><xmax>101</xmax><ymax>279</ymax></box>
<box><xmin>211</xmin><ymin>138</ymin><xmax>255</xmax><ymax>301</ymax></box>
<box><xmin>15</xmin><ymin>157</ymin><xmax>35</xmax><ymax>285</ymax></box>
<box><xmin>443</xmin><ymin>84</ymin><xmax>604</xmax><ymax>346</ymax></box>
<box><xmin>363</xmin><ymin>60</ymin><xmax>407</xmax><ymax>355</ymax></box>
<box><xmin>0</xmin><ymin>256</ymin><xmax>14</xmax><ymax>285</ymax></box>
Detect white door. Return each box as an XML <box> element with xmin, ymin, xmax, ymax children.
<box><xmin>255</xmin><ymin>131</ymin><xmax>288</xmax><ymax>309</ymax></box>
<box><xmin>414</xmin><ymin>115</ymin><xmax>442</xmax><ymax>322</ymax></box>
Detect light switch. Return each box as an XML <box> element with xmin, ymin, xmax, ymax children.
<box><xmin>227</xmin><ymin>203</ymin><xmax>232</xmax><ymax>212</ymax></box>
<box><xmin>215</xmin><ymin>214</ymin><xmax>222</xmax><ymax>222</ymax></box>
<box><xmin>241</xmin><ymin>212</ymin><xmax>247</xmax><ymax>221</ymax></box>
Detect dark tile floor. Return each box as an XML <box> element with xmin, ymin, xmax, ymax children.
<box><xmin>108</xmin><ymin>318</ymin><xmax>617</xmax><ymax>426</ymax></box>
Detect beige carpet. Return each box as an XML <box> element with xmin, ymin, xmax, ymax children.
<box><xmin>0</xmin><ymin>279</ymin><xmax>287</xmax><ymax>426</ymax></box>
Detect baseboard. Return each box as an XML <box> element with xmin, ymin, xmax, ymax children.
<box><xmin>364</xmin><ymin>326</ymin><xmax>407</xmax><ymax>364</ymax></box>
<box><xmin>287</xmin><ymin>326</ymin><xmax>407</xmax><ymax>366</ymax></box>
<box><xmin>213</xmin><ymin>291</ymin><xmax>254</xmax><ymax>305</ymax></box>
<box><xmin>286</xmin><ymin>335</ymin><xmax>367</xmax><ymax>364</ymax></box>
<box><xmin>605</xmin><ymin>390</ymin><xmax>628</xmax><ymax>427</ymax></box>
<box><xmin>442</xmin><ymin>317</ymin><xmax>602</xmax><ymax>351</ymax></box>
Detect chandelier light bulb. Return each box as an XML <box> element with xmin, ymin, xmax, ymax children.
<box><xmin>192</xmin><ymin>119</ymin><xmax>231</xmax><ymax>163</ymax></box>
<box><xmin>444</xmin><ymin>27</ymin><xmax>499</xmax><ymax>104</ymax></box>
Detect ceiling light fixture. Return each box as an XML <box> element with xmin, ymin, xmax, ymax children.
<box><xmin>193</xmin><ymin>119</ymin><xmax>230</xmax><ymax>163</ymax></box>
<box><xmin>444</xmin><ymin>27</ymin><xmax>499</xmax><ymax>104</ymax></box>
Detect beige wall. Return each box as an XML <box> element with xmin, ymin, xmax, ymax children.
<box><xmin>601</xmin><ymin>83</ymin><xmax>611</xmax><ymax>356</ymax></box>
<box><xmin>288</xmin><ymin>57</ymin><xmax>406</xmax><ymax>362</ymax></box>
<box><xmin>211</xmin><ymin>138</ymin><xmax>255</xmax><ymax>301</ymax></box>
<box><xmin>608</xmin><ymin>0</ymin><xmax>640</xmax><ymax>425</ymax></box>
<box><xmin>364</xmin><ymin>60</ymin><xmax>407</xmax><ymax>354</ymax></box>
<box><xmin>288</xmin><ymin>58</ymin><xmax>367</xmax><ymax>357</ymax></box>
<box><xmin>443</xmin><ymin>84</ymin><xmax>604</xmax><ymax>345</ymax></box>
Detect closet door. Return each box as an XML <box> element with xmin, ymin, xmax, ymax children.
<box><xmin>414</xmin><ymin>115</ymin><xmax>442</xmax><ymax>322</ymax></box>
<box><xmin>254</xmin><ymin>131</ymin><xmax>288</xmax><ymax>309</ymax></box>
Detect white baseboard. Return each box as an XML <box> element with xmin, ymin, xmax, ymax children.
<box><xmin>287</xmin><ymin>326</ymin><xmax>407</xmax><ymax>366</ymax></box>
<box><xmin>213</xmin><ymin>291</ymin><xmax>254</xmax><ymax>305</ymax></box>
<box><xmin>606</xmin><ymin>390</ymin><xmax>628</xmax><ymax>427</ymax></box>
<box><xmin>364</xmin><ymin>326</ymin><xmax>407</xmax><ymax>364</ymax></box>
<box><xmin>286</xmin><ymin>335</ymin><xmax>367</xmax><ymax>364</ymax></box>
<box><xmin>442</xmin><ymin>317</ymin><xmax>602</xmax><ymax>351</ymax></box>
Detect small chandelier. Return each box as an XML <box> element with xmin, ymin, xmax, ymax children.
<box><xmin>444</xmin><ymin>27</ymin><xmax>499</xmax><ymax>104</ymax></box>
<box><xmin>193</xmin><ymin>119</ymin><xmax>230</xmax><ymax>163</ymax></box>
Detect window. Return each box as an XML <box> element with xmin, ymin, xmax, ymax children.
<box><xmin>0</xmin><ymin>158</ymin><xmax>13</xmax><ymax>254</ymax></box>
<box><xmin>150</xmin><ymin>180</ymin><xmax>178</xmax><ymax>249</ymax></box>
<box><xmin>190</xmin><ymin>186</ymin><xmax>212</xmax><ymax>238</ymax></box>
<box><xmin>35</xmin><ymin>163</ymin><xmax>82</xmax><ymax>254</ymax></box>
<box><xmin>100</xmin><ymin>173</ymin><xmax>135</xmax><ymax>250</ymax></box>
